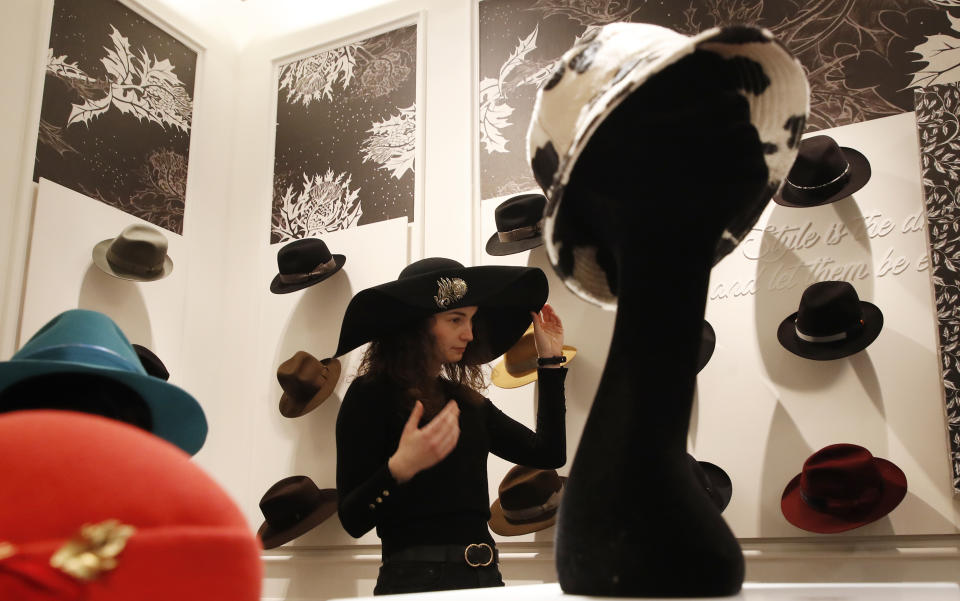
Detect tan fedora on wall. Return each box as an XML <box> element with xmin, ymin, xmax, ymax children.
<box><xmin>491</xmin><ymin>324</ymin><xmax>576</xmax><ymax>388</ymax></box>
<box><xmin>92</xmin><ymin>223</ymin><xmax>174</xmax><ymax>282</ymax></box>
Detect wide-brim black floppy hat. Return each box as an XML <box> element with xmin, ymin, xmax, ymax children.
<box><xmin>334</xmin><ymin>257</ymin><xmax>548</xmax><ymax>364</ymax></box>
<box><xmin>775</xmin><ymin>136</ymin><xmax>871</xmax><ymax>208</ymax></box>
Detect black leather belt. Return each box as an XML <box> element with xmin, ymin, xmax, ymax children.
<box><xmin>386</xmin><ymin>543</ymin><xmax>497</xmax><ymax>567</ymax></box>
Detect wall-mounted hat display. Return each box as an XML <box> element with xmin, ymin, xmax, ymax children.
<box><xmin>777</xmin><ymin>280</ymin><xmax>883</xmax><ymax>361</ymax></box>
<box><xmin>132</xmin><ymin>343</ymin><xmax>170</xmax><ymax>381</ymax></box>
<box><xmin>270</xmin><ymin>237</ymin><xmax>346</xmax><ymax>294</ymax></box>
<box><xmin>774</xmin><ymin>135</ymin><xmax>871</xmax><ymax>208</ymax></box>
<box><xmin>485</xmin><ymin>193</ymin><xmax>547</xmax><ymax>256</ymax></box>
<box><xmin>257</xmin><ymin>476</ymin><xmax>338</xmax><ymax>549</ymax></box>
<box><xmin>92</xmin><ymin>223</ymin><xmax>174</xmax><ymax>282</ymax></box>
<box><xmin>781</xmin><ymin>443</ymin><xmax>907</xmax><ymax>533</ymax></box>
<box><xmin>687</xmin><ymin>453</ymin><xmax>732</xmax><ymax>512</ymax></box>
<box><xmin>335</xmin><ymin>257</ymin><xmax>548</xmax><ymax>365</ymax></box>
<box><xmin>697</xmin><ymin>320</ymin><xmax>716</xmax><ymax>373</ymax></box>
<box><xmin>491</xmin><ymin>324</ymin><xmax>576</xmax><ymax>388</ymax></box>
<box><xmin>276</xmin><ymin>352</ymin><xmax>341</xmax><ymax>418</ymax></box>
<box><xmin>527</xmin><ymin>22</ymin><xmax>809</xmax><ymax>308</ymax></box>
<box><xmin>489</xmin><ymin>465</ymin><xmax>565</xmax><ymax>536</ymax></box>
<box><xmin>0</xmin><ymin>410</ymin><xmax>262</xmax><ymax>600</ymax></box>
<box><xmin>0</xmin><ymin>309</ymin><xmax>207</xmax><ymax>455</ymax></box>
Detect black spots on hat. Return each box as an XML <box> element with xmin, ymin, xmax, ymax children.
<box><xmin>710</xmin><ymin>26</ymin><xmax>771</xmax><ymax>45</ymax></box>
<box><xmin>544</xmin><ymin>60</ymin><xmax>565</xmax><ymax>91</ymax></box>
<box><xmin>762</xmin><ymin>142</ymin><xmax>778</xmax><ymax>155</ymax></box>
<box><xmin>569</xmin><ymin>41</ymin><xmax>601</xmax><ymax>74</ymax></box>
<box><xmin>725</xmin><ymin>56</ymin><xmax>770</xmax><ymax>96</ymax></box>
<box><xmin>784</xmin><ymin>115</ymin><xmax>806</xmax><ymax>149</ymax></box>
<box><xmin>532</xmin><ymin>141</ymin><xmax>560</xmax><ymax>192</ymax></box>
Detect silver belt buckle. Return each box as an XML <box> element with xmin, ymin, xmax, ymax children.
<box><xmin>464</xmin><ymin>542</ymin><xmax>494</xmax><ymax>567</ymax></box>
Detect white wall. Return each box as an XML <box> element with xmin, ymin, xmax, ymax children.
<box><xmin>2</xmin><ymin>1</ymin><xmax>960</xmax><ymax>600</ymax></box>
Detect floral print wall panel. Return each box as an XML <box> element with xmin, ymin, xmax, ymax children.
<box><xmin>478</xmin><ymin>0</ymin><xmax>960</xmax><ymax>201</ymax></box>
<box><xmin>915</xmin><ymin>82</ymin><xmax>960</xmax><ymax>493</ymax></box>
<box><xmin>35</xmin><ymin>0</ymin><xmax>197</xmax><ymax>234</ymax></box>
<box><xmin>271</xmin><ymin>24</ymin><xmax>417</xmax><ymax>244</ymax></box>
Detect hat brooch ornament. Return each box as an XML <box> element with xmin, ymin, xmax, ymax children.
<box><xmin>434</xmin><ymin>277</ymin><xmax>467</xmax><ymax>309</ymax></box>
<box><xmin>50</xmin><ymin>520</ymin><xmax>136</xmax><ymax>581</ymax></box>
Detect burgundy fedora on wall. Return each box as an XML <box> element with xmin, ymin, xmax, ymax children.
<box><xmin>270</xmin><ymin>237</ymin><xmax>345</xmax><ymax>294</ymax></box>
<box><xmin>777</xmin><ymin>280</ymin><xmax>882</xmax><ymax>361</ymax></box>
<box><xmin>775</xmin><ymin>135</ymin><xmax>871</xmax><ymax>208</ymax></box>
<box><xmin>257</xmin><ymin>476</ymin><xmax>338</xmax><ymax>549</ymax></box>
<box><xmin>781</xmin><ymin>443</ymin><xmax>907</xmax><ymax>533</ymax></box>
<box><xmin>485</xmin><ymin>193</ymin><xmax>547</xmax><ymax>256</ymax></box>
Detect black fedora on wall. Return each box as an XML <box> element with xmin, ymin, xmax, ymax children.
<box><xmin>777</xmin><ymin>280</ymin><xmax>882</xmax><ymax>360</ymax></box>
<box><xmin>774</xmin><ymin>135</ymin><xmax>871</xmax><ymax>208</ymax></box>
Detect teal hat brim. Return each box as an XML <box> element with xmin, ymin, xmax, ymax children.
<box><xmin>0</xmin><ymin>360</ymin><xmax>207</xmax><ymax>455</ymax></box>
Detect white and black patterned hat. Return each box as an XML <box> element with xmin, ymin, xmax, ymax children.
<box><xmin>527</xmin><ymin>23</ymin><xmax>809</xmax><ymax>308</ymax></box>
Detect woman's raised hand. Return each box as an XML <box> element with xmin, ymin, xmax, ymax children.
<box><xmin>531</xmin><ymin>303</ymin><xmax>564</xmax><ymax>363</ymax></box>
<box><xmin>388</xmin><ymin>400</ymin><xmax>460</xmax><ymax>483</ymax></box>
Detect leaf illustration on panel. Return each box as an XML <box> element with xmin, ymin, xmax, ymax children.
<box><xmin>278</xmin><ymin>44</ymin><xmax>360</xmax><ymax>106</ymax></box>
<box><xmin>362</xmin><ymin>104</ymin><xmax>415</xmax><ymax>179</ymax></box>
<box><xmin>480</xmin><ymin>25</ymin><xmax>554</xmax><ymax>154</ymax></box>
<box><xmin>273</xmin><ymin>170</ymin><xmax>363</xmax><ymax>242</ymax></box>
<box><xmin>526</xmin><ymin>0</ymin><xmax>643</xmax><ymax>25</ymax></box>
<box><xmin>906</xmin><ymin>13</ymin><xmax>960</xmax><ymax>89</ymax></box>
<box><xmin>55</xmin><ymin>26</ymin><xmax>192</xmax><ymax>132</ymax></box>
<box><xmin>353</xmin><ymin>29</ymin><xmax>416</xmax><ymax>99</ymax></box>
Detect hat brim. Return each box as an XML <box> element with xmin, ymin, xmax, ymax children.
<box><xmin>698</xmin><ymin>461</ymin><xmax>732</xmax><ymax>512</ymax></box>
<box><xmin>258</xmin><ymin>491</ymin><xmax>338</xmax><ymax>549</ymax></box>
<box><xmin>270</xmin><ymin>255</ymin><xmax>346</xmax><ymax>294</ymax></box>
<box><xmin>335</xmin><ymin>265</ymin><xmax>548</xmax><ymax>364</ymax></box>
<box><xmin>92</xmin><ymin>239</ymin><xmax>174</xmax><ymax>282</ymax></box>
<box><xmin>697</xmin><ymin>320</ymin><xmax>716</xmax><ymax>373</ymax></box>
<box><xmin>490</xmin><ymin>346</ymin><xmax>578</xmax><ymax>389</ymax></box>
<box><xmin>776</xmin><ymin>301</ymin><xmax>883</xmax><ymax>361</ymax></box>
<box><xmin>278</xmin><ymin>359</ymin><xmax>342</xmax><ymax>418</ymax></box>
<box><xmin>485</xmin><ymin>232</ymin><xmax>544</xmax><ymax>256</ymax></box>
<box><xmin>780</xmin><ymin>457</ymin><xmax>906</xmax><ymax>533</ymax></box>
<box><xmin>775</xmin><ymin>147</ymin><xmax>871</xmax><ymax>208</ymax></box>
<box><xmin>488</xmin><ymin>477</ymin><xmax>566</xmax><ymax>536</ymax></box>
<box><xmin>0</xmin><ymin>360</ymin><xmax>207</xmax><ymax>455</ymax></box>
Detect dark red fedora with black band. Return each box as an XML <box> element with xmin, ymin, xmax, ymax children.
<box><xmin>257</xmin><ymin>476</ymin><xmax>338</xmax><ymax>549</ymax></box>
<box><xmin>334</xmin><ymin>257</ymin><xmax>548</xmax><ymax>364</ymax></box>
<box><xmin>775</xmin><ymin>135</ymin><xmax>871</xmax><ymax>208</ymax></box>
<box><xmin>486</xmin><ymin>193</ymin><xmax>547</xmax><ymax>256</ymax></box>
<box><xmin>777</xmin><ymin>280</ymin><xmax>883</xmax><ymax>361</ymax></box>
<box><xmin>781</xmin><ymin>443</ymin><xmax>907</xmax><ymax>533</ymax></box>
<box><xmin>270</xmin><ymin>237</ymin><xmax>346</xmax><ymax>294</ymax></box>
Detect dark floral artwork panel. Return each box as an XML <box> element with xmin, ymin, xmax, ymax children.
<box><xmin>271</xmin><ymin>24</ymin><xmax>417</xmax><ymax>244</ymax></box>
<box><xmin>35</xmin><ymin>0</ymin><xmax>196</xmax><ymax>234</ymax></box>
<box><xmin>479</xmin><ymin>0</ymin><xmax>960</xmax><ymax>201</ymax></box>
<box><xmin>915</xmin><ymin>82</ymin><xmax>960</xmax><ymax>493</ymax></box>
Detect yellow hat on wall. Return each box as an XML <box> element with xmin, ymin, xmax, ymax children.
<box><xmin>491</xmin><ymin>325</ymin><xmax>576</xmax><ymax>389</ymax></box>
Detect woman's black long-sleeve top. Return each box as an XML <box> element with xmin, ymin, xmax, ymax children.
<box><xmin>335</xmin><ymin>368</ymin><xmax>566</xmax><ymax>556</ymax></box>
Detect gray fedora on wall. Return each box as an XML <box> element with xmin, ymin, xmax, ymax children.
<box><xmin>92</xmin><ymin>223</ymin><xmax>174</xmax><ymax>282</ymax></box>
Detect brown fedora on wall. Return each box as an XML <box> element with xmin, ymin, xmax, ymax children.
<box><xmin>489</xmin><ymin>465</ymin><xmax>566</xmax><ymax>536</ymax></box>
<box><xmin>92</xmin><ymin>223</ymin><xmax>174</xmax><ymax>282</ymax></box>
<box><xmin>257</xmin><ymin>476</ymin><xmax>339</xmax><ymax>549</ymax></box>
<box><xmin>277</xmin><ymin>352</ymin><xmax>341</xmax><ymax>418</ymax></box>
<box><xmin>485</xmin><ymin>193</ymin><xmax>547</xmax><ymax>256</ymax></box>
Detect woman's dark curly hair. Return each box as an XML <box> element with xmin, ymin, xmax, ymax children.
<box><xmin>356</xmin><ymin>311</ymin><xmax>487</xmax><ymax>413</ymax></box>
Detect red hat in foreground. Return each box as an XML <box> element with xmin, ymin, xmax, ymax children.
<box><xmin>781</xmin><ymin>443</ymin><xmax>906</xmax><ymax>533</ymax></box>
<box><xmin>0</xmin><ymin>410</ymin><xmax>261</xmax><ymax>600</ymax></box>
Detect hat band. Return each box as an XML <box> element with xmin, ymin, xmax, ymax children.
<box><xmin>795</xmin><ymin>319</ymin><xmax>863</xmax><ymax>344</ymax></box>
<box><xmin>497</xmin><ymin>220</ymin><xmax>543</xmax><ymax>243</ymax></box>
<box><xmin>278</xmin><ymin>257</ymin><xmax>337</xmax><ymax>284</ymax></box>
<box><xmin>800</xmin><ymin>485</ymin><xmax>881</xmax><ymax>515</ymax></box>
<box><xmin>18</xmin><ymin>343</ymin><xmax>141</xmax><ymax>372</ymax></box>
<box><xmin>107</xmin><ymin>249</ymin><xmax>163</xmax><ymax>276</ymax></box>
<box><xmin>502</xmin><ymin>488</ymin><xmax>562</xmax><ymax>522</ymax></box>
<box><xmin>786</xmin><ymin>161</ymin><xmax>850</xmax><ymax>191</ymax></box>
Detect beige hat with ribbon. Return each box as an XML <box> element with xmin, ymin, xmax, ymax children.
<box><xmin>491</xmin><ymin>324</ymin><xmax>576</xmax><ymax>389</ymax></box>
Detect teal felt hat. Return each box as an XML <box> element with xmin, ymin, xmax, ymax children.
<box><xmin>0</xmin><ymin>309</ymin><xmax>207</xmax><ymax>454</ymax></box>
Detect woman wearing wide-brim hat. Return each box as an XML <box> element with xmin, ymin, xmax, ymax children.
<box><xmin>334</xmin><ymin>257</ymin><xmax>569</xmax><ymax>595</ymax></box>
